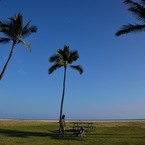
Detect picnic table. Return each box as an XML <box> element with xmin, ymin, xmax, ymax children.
<box><xmin>73</xmin><ymin>121</ymin><xmax>94</xmax><ymax>130</ymax></box>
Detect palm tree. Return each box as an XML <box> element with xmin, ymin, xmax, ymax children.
<box><xmin>115</xmin><ymin>0</ymin><xmax>145</xmax><ymax>36</ymax></box>
<box><xmin>0</xmin><ymin>13</ymin><xmax>37</xmax><ymax>80</ymax></box>
<box><xmin>48</xmin><ymin>45</ymin><xmax>83</xmax><ymax>130</ymax></box>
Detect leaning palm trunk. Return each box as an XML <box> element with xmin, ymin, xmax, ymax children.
<box><xmin>0</xmin><ymin>42</ymin><xmax>16</xmax><ymax>80</ymax></box>
<box><xmin>59</xmin><ymin>66</ymin><xmax>67</xmax><ymax>130</ymax></box>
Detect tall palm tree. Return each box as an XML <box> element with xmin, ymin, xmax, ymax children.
<box><xmin>48</xmin><ymin>45</ymin><xmax>83</xmax><ymax>130</ymax></box>
<box><xmin>115</xmin><ymin>0</ymin><xmax>145</xmax><ymax>36</ymax></box>
<box><xmin>0</xmin><ymin>13</ymin><xmax>37</xmax><ymax>80</ymax></box>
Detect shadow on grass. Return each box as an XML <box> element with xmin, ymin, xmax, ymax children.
<box><xmin>0</xmin><ymin>128</ymin><xmax>49</xmax><ymax>138</ymax></box>
<box><xmin>0</xmin><ymin>129</ymin><xmax>84</xmax><ymax>141</ymax></box>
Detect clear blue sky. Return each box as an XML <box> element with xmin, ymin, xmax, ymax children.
<box><xmin>0</xmin><ymin>0</ymin><xmax>145</xmax><ymax>120</ymax></box>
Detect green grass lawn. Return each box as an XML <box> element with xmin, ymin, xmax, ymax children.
<box><xmin>0</xmin><ymin>120</ymin><xmax>145</xmax><ymax>145</ymax></box>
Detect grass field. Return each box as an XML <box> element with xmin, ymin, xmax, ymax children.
<box><xmin>0</xmin><ymin>119</ymin><xmax>145</xmax><ymax>145</ymax></box>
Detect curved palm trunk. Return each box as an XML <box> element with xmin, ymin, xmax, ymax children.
<box><xmin>59</xmin><ymin>66</ymin><xmax>67</xmax><ymax>131</ymax></box>
<box><xmin>0</xmin><ymin>42</ymin><xmax>16</xmax><ymax>80</ymax></box>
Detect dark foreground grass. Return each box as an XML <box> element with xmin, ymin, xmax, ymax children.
<box><xmin>0</xmin><ymin>120</ymin><xmax>145</xmax><ymax>145</ymax></box>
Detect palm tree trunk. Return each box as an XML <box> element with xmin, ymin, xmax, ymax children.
<box><xmin>59</xmin><ymin>66</ymin><xmax>67</xmax><ymax>130</ymax></box>
<box><xmin>0</xmin><ymin>42</ymin><xmax>16</xmax><ymax>80</ymax></box>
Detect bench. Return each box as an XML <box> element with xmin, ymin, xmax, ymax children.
<box><xmin>73</xmin><ymin>122</ymin><xmax>94</xmax><ymax>130</ymax></box>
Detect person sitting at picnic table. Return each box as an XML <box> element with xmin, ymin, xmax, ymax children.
<box><xmin>59</xmin><ymin>114</ymin><xmax>65</xmax><ymax>134</ymax></box>
<box><xmin>74</xmin><ymin>126</ymin><xmax>85</xmax><ymax>137</ymax></box>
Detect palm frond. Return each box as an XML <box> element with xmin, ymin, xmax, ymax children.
<box><xmin>9</xmin><ymin>13</ymin><xmax>23</xmax><ymax>36</ymax></box>
<box><xmin>22</xmin><ymin>26</ymin><xmax>37</xmax><ymax>38</ymax></box>
<box><xmin>129</xmin><ymin>6</ymin><xmax>145</xmax><ymax>22</ymax></box>
<box><xmin>48</xmin><ymin>63</ymin><xmax>62</xmax><ymax>74</ymax></box>
<box><xmin>115</xmin><ymin>23</ymin><xmax>145</xmax><ymax>36</ymax></box>
<box><xmin>0</xmin><ymin>38</ymin><xmax>11</xmax><ymax>43</ymax></box>
<box><xmin>17</xmin><ymin>13</ymin><xmax>23</xmax><ymax>31</ymax></box>
<box><xmin>57</xmin><ymin>49</ymin><xmax>66</xmax><ymax>60</ymax></box>
<box><xmin>63</xmin><ymin>45</ymin><xmax>70</xmax><ymax>59</ymax></box>
<box><xmin>57</xmin><ymin>58</ymin><xmax>65</xmax><ymax>66</ymax></box>
<box><xmin>125</xmin><ymin>0</ymin><xmax>145</xmax><ymax>22</ymax></box>
<box><xmin>18</xmin><ymin>39</ymin><xmax>32</xmax><ymax>52</ymax></box>
<box><xmin>0</xmin><ymin>21</ymin><xmax>14</xmax><ymax>38</ymax></box>
<box><xmin>70</xmin><ymin>65</ymin><xmax>83</xmax><ymax>74</ymax></box>
<box><xmin>22</xmin><ymin>20</ymin><xmax>31</xmax><ymax>31</ymax></box>
<box><xmin>68</xmin><ymin>51</ymin><xmax>79</xmax><ymax>63</ymax></box>
<box><xmin>9</xmin><ymin>16</ymin><xmax>16</xmax><ymax>23</ymax></box>
<box><xmin>124</xmin><ymin>0</ymin><xmax>136</xmax><ymax>5</ymax></box>
<box><xmin>49</xmin><ymin>54</ymin><xmax>60</xmax><ymax>62</ymax></box>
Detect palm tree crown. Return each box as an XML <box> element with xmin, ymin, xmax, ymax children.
<box><xmin>0</xmin><ymin>13</ymin><xmax>37</xmax><ymax>80</ymax></box>
<box><xmin>115</xmin><ymin>0</ymin><xmax>145</xmax><ymax>36</ymax></box>
<box><xmin>48</xmin><ymin>45</ymin><xmax>83</xmax><ymax>74</ymax></box>
<box><xmin>0</xmin><ymin>13</ymin><xmax>37</xmax><ymax>51</ymax></box>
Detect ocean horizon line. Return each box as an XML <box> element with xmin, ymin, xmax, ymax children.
<box><xmin>0</xmin><ymin>118</ymin><xmax>145</xmax><ymax>121</ymax></box>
